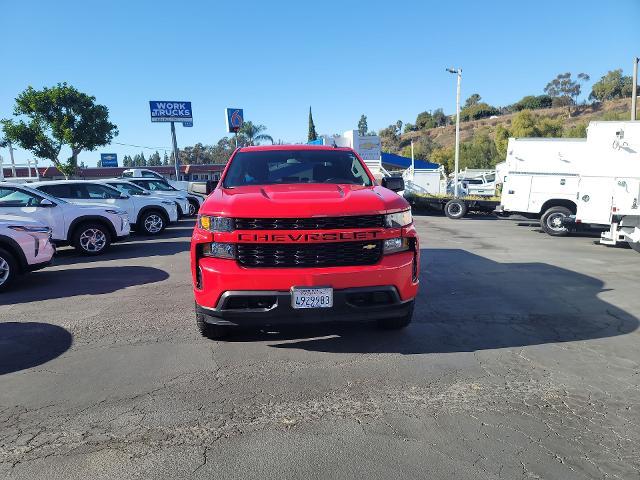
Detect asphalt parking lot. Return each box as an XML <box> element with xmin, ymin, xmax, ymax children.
<box><xmin>1</xmin><ymin>214</ymin><xmax>639</xmax><ymax>480</ymax></box>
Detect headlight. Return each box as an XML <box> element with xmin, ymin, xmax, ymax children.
<box><xmin>105</xmin><ymin>209</ymin><xmax>128</xmax><ymax>216</ymax></box>
<box><xmin>198</xmin><ymin>215</ymin><xmax>235</xmax><ymax>232</ymax></box>
<box><xmin>202</xmin><ymin>242</ymin><xmax>236</xmax><ymax>259</ymax></box>
<box><xmin>384</xmin><ymin>209</ymin><xmax>412</xmax><ymax>228</ymax></box>
<box><xmin>8</xmin><ymin>225</ymin><xmax>51</xmax><ymax>234</ymax></box>
<box><xmin>383</xmin><ymin>237</ymin><xmax>410</xmax><ymax>254</ymax></box>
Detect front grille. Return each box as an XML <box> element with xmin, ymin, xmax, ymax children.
<box><xmin>237</xmin><ymin>240</ymin><xmax>382</xmax><ymax>268</ymax></box>
<box><xmin>235</xmin><ymin>215</ymin><xmax>384</xmax><ymax>230</ymax></box>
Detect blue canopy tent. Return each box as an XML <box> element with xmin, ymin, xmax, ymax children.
<box><xmin>381</xmin><ymin>152</ymin><xmax>440</xmax><ymax>170</ymax></box>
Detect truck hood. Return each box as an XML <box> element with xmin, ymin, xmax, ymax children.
<box><xmin>200</xmin><ymin>184</ymin><xmax>409</xmax><ymax>218</ymax></box>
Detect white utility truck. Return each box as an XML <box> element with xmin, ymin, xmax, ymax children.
<box><xmin>497</xmin><ymin>121</ymin><xmax>640</xmax><ymax>242</ymax></box>
<box><xmin>496</xmin><ymin>137</ymin><xmax>588</xmax><ymax>235</ymax></box>
<box><xmin>565</xmin><ymin>122</ymin><xmax>640</xmax><ymax>251</ymax></box>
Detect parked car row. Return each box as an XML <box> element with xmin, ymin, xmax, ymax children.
<box><xmin>0</xmin><ymin>175</ymin><xmax>208</xmax><ymax>291</ymax></box>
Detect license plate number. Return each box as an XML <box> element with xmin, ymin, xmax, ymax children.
<box><xmin>291</xmin><ymin>287</ymin><xmax>333</xmax><ymax>309</ymax></box>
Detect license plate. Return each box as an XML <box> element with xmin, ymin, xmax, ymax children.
<box><xmin>291</xmin><ymin>287</ymin><xmax>333</xmax><ymax>309</ymax></box>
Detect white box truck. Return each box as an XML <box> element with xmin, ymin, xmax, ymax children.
<box><xmin>496</xmin><ymin>137</ymin><xmax>588</xmax><ymax>235</ymax></box>
<box><xmin>567</xmin><ymin>122</ymin><xmax>640</xmax><ymax>251</ymax></box>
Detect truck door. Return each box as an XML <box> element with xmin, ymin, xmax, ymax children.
<box><xmin>501</xmin><ymin>174</ymin><xmax>532</xmax><ymax>212</ymax></box>
<box><xmin>575</xmin><ymin>176</ymin><xmax>615</xmax><ymax>226</ymax></box>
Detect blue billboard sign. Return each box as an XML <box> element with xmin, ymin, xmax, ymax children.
<box><xmin>100</xmin><ymin>153</ymin><xmax>118</xmax><ymax>167</ymax></box>
<box><xmin>149</xmin><ymin>101</ymin><xmax>193</xmax><ymax>123</ymax></box>
<box><xmin>225</xmin><ymin>108</ymin><xmax>244</xmax><ymax>133</ymax></box>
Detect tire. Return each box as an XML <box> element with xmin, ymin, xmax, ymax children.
<box><xmin>0</xmin><ymin>247</ymin><xmax>18</xmax><ymax>292</ymax></box>
<box><xmin>72</xmin><ymin>222</ymin><xmax>111</xmax><ymax>255</ymax></box>
<box><xmin>187</xmin><ymin>200</ymin><xmax>198</xmax><ymax>217</ymax></box>
<box><xmin>540</xmin><ymin>206</ymin><xmax>572</xmax><ymax>236</ymax></box>
<box><xmin>376</xmin><ymin>301</ymin><xmax>414</xmax><ymax>330</ymax></box>
<box><xmin>139</xmin><ymin>210</ymin><xmax>166</xmax><ymax>235</ymax></box>
<box><xmin>196</xmin><ymin>308</ymin><xmax>230</xmax><ymax>339</ymax></box>
<box><xmin>444</xmin><ymin>199</ymin><xmax>468</xmax><ymax>219</ymax></box>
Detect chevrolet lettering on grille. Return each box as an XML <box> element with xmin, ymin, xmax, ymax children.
<box><xmin>237</xmin><ymin>231</ymin><xmax>382</xmax><ymax>243</ymax></box>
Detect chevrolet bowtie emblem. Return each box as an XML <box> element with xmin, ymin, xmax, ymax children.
<box><xmin>362</xmin><ymin>244</ymin><xmax>377</xmax><ymax>250</ymax></box>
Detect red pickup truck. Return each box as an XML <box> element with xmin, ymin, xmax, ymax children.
<box><xmin>190</xmin><ymin>145</ymin><xmax>420</xmax><ymax>338</ymax></box>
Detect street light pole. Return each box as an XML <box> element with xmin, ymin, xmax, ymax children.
<box><xmin>447</xmin><ymin>67</ymin><xmax>462</xmax><ymax>197</ymax></box>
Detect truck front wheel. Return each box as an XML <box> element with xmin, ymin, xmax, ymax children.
<box><xmin>196</xmin><ymin>308</ymin><xmax>230</xmax><ymax>339</ymax></box>
<box><xmin>377</xmin><ymin>301</ymin><xmax>414</xmax><ymax>330</ymax></box>
<box><xmin>541</xmin><ymin>206</ymin><xmax>572</xmax><ymax>236</ymax></box>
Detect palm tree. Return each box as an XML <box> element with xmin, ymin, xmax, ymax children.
<box><xmin>239</xmin><ymin>121</ymin><xmax>273</xmax><ymax>146</ymax></box>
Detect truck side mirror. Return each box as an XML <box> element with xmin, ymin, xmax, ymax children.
<box><xmin>206</xmin><ymin>180</ymin><xmax>218</xmax><ymax>194</ymax></box>
<box><xmin>381</xmin><ymin>176</ymin><xmax>405</xmax><ymax>192</ymax></box>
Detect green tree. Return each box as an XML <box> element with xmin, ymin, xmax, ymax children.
<box><xmin>308</xmin><ymin>107</ymin><xmax>318</xmax><ymax>142</ymax></box>
<box><xmin>458</xmin><ymin>132</ymin><xmax>501</xmax><ymax>171</ymax></box>
<box><xmin>544</xmin><ymin>72</ymin><xmax>590</xmax><ymax>114</ymax></box>
<box><xmin>590</xmin><ymin>69</ymin><xmax>634</xmax><ymax>101</ymax></box>
<box><xmin>510</xmin><ymin>95</ymin><xmax>553</xmax><ymax>111</ymax></box>
<box><xmin>495</xmin><ymin>125</ymin><xmax>510</xmax><ymax>158</ymax></box>
<box><xmin>400</xmin><ymin>136</ymin><xmax>435</xmax><ymax>160</ymax></box>
<box><xmin>148</xmin><ymin>151</ymin><xmax>162</xmax><ymax>166</ymax></box>
<box><xmin>133</xmin><ymin>152</ymin><xmax>146</xmax><ymax>166</ymax></box>
<box><xmin>122</xmin><ymin>155</ymin><xmax>133</xmax><ymax>167</ymax></box>
<box><xmin>1</xmin><ymin>83</ymin><xmax>118</xmax><ymax>178</ymax></box>
<box><xmin>238</xmin><ymin>121</ymin><xmax>273</xmax><ymax>146</ymax></box>
<box><xmin>357</xmin><ymin>115</ymin><xmax>368</xmax><ymax>136</ymax></box>
<box><xmin>430</xmin><ymin>146</ymin><xmax>454</xmax><ymax>173</ymax></box>
<box><xmin>415</xmin><ymin>111</ymin><xmax>436</xmax><ymax>130</ymax></box>
<box><xmin>432</xmin><ymin>108</ymin><xmax>448</xmax><ymax>127</ymax></box>
<box><xmin>163</xmin><ymin>152</ymin><xmax>169</xmax><ymax>166</ymax></box>
<box><xmin>536</xmin><ymin>117</ymin><xmax>564</xmax><ymax>137</ymax></box>
<box><xmin>464</xmin><ymin>93</ymin><xmax>481</xmax><ymax>108</ymax></box>
<box><xmin>459</xmin><ymin>102</ymin><xmax>500</xmax><ymax>121</ymax></box>
<box><xmin>510</xmin><ymin>110</ymin><xmax>539</xmax><ymax>137</ymax></box>
<box><xmin>563</xmin><ymin>123</ymin><xmax>588</xmax><ymax>138</ymax></box>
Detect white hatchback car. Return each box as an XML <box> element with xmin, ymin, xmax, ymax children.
<box><xmin>0</xmin><ymin>216</ymin><xmax>55</xmax><ymax>291</ymax></box>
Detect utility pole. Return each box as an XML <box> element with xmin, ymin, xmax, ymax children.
<box><xmin>447</xmin><ymin>67</ymin><xmax>462</xmax><ymax>197</ymax></box>
<box><xmin>632</xmin><ymin>57</ymin><xmax>639</xmax><ymax>121</ymax></box>
<box><xmin>170</xmin><ymin>122</ymin><xmax>180</xmax><ymax>180</ymax></box>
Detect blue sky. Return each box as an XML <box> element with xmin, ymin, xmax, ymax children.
<box><xmin>2</xmin><ymin>0</ymin><xmax>639</xmax><ymax>166</ymax></box>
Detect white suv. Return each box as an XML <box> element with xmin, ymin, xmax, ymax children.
<box><xmin>0</xmin><ymin>183</ymin><xmax>130</xmax><ymax>255</ymax></box>
<box><xmin>0</xmin><ymin>216</ymin><xmax>55</xmax><ymax>291</ymax></box>
<box><xmin>31</xmin><ymin>180</ymin><xmax>178</xmax><ymax>235</ymax></box>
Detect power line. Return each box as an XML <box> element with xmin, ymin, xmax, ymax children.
<box><xmin>112</xmin><ymin>141</ymin><xmax>171</xmax><ymax>150</ymax></box>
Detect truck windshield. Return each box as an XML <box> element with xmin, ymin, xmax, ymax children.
<box><xmin>223</xmin><ymin>150</ymin><xmax>373</xmax><ymax>188</ymax></box>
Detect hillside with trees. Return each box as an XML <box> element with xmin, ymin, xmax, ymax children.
<box><xmin>380</xmin><ymin>69</ymin><xmax>636</xmax><ymax>173</ymax></box>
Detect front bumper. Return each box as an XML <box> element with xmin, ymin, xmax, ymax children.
<box><xmin>194</xmin><ymin>248</ymin><xmax>419</xmax><ymax>309</ymax></box>
<box><xmin>196</xmin><ymin>286</ymin><xmax>415</xmax><ymax>327</ymax></box>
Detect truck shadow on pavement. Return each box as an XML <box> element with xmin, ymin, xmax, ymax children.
<box><xmin>0</xmin><ymin>322</ymin><xmax>72</xmax><ymax>375</ymax></box>
<box><xmin>1</xmin><ymin>266</ymin><xmax>169</xmax><ymax>305</ymax></box>
<box><xmin>251</xmin><ymin>248</ymin><xmax>639</xmax><ymax>354</ymax></box>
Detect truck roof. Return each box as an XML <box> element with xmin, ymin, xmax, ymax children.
<box><xmin>237</xmin><ymin>145</ymin><xmax>353</xmax><ymax>152</ymax></box>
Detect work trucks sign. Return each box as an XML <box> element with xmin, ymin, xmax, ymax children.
<box><xmin>149</xmin><ymin>101</ymin><xmax>193</xmax><ymax>123</ymax></box>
